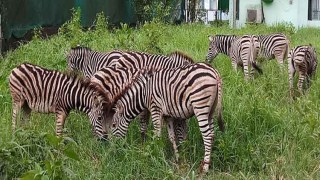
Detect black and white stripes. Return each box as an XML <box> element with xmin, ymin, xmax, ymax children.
<box><xmin>257</xmin><ymin>33</ymin><xmax>289</xmax><ymax>66</ymax></box>
<box><xmin>111</xmin><ymin>63</ymin><xmax>224</xmax><ymax>173</ymax></box>
<box><xmin>9</xmin><ymin>63</ymin><xmax>111</xmax><ymax>139</ymax></box>
<box><xmin>288</xmin><ymin>45</ymin><xmax>318</xmax><ymax>94</ymax></box>
<box><xmin>229</xmin><ymin>35</ymin><xmax>262</xmax><ymax>80</ymax></box>
<box><xmin>66</xmin><ymin>46</ymin><xmax>123</xmax><ymax>78</ymax></box>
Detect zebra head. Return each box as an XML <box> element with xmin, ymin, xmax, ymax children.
<box><xmin>66</xmin><ymin>46</ymin><xmax>92</xmax><ymax>72</ymax></box>
<box><xmin>111</xmin><ymin>102</ymin><xmax>130</xmax><ymax>138</ymax></box>
<box><xmin>206</xmin><ymin>35</ymin><xmax>219</xmax><ymax>63</ymax></box>
<box><xmin>88</xmin><ymin>92</ymin><xmax>111</xmax><ymax>141</ymax></box>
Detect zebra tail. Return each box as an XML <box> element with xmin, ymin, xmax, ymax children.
<box><xmin>252</xmin><ymin>62</ymin><xmax>263</xmax><ymax>74</ymax></box>
<box><xmin>216</xmin><ymin>76</ymin><xmax>225</xmax><ymax>132</ymax></box>
<box><xmin>250</xmin><ymin>36</ymin><xmax>263</xmax><ymax>74</ymax></box>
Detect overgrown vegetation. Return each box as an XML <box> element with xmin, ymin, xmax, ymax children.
<box><xmin>1</xmin><ymin>10</ymin><xmax>320</xmax><ymax>179</ymax></box>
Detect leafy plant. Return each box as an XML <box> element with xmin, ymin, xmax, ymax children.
<box><xmin>0</xmin><ymin>130</ymin><xmax>79</xmax><ymax>179</ymax></box>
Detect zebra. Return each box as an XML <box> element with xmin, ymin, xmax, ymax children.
<box><xmin>206</xmin><ymin>35</ymin><xmax>237</xmax><ymax>63</ymax></box>
<box><xmin>90</xmin><ymin>52</ymin><xmax>193</xmax><ymax>142</ymax></box>
<box><xmin>66</xmin><ymin>46</ymin><xmax>123</xmax><ymax>78</ymax></box>
<box><xmin>110</xmin><ymin>63</ymin><xmax>224</xmax><ymax>173</ymax></box>
<box><xmin>288</xmin><ymin>45</ymin><xmax>317</xmax><ymax>95</ymax></box>
<box><xmin>229</xmin><ymin>35</ymin><xmax>263</xmax><ymax>80</ymax></box>
<box><xmin>9</xmin><ymin>63</ymin><xmax>111</xmax><ymax>140</ymax></box>
<box><xmin>257</xmin><ymin>33</ymin><xmax>289</xmax><ymax>66</ymax></box>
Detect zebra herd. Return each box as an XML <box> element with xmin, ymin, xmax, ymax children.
<box><xmin>206</xmin><ymin>33</ymin><xmax>318</xmax><ymax>94</ymax></box>
<box><xmin>8</xmin><ymin>32</ymin><xmax>317</xmax><ymax>174</ymax></box>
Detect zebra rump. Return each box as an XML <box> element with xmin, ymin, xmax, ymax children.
<box><xmin>257</xmin><ymin>33</ymin><xmax>289</xmax><ymax>66</ymax></box>
<box><xmin>229</xmin><ymin>35</ymin><xmax>262</xmax><ymax>80</ymax></box>
<box><xmin>288</xmin><ymin>45</ymin><xmax>317</xmax><ymax>94</ymax></box>
<box><xmin>9</xmin><ymin>63</ymin><xmax>111</xmax><ymax>140</ymax></box>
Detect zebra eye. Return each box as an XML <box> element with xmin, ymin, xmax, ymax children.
<box><xmin>112</xmin><ymin>122</ymin><xmax>116</xmax><ymax>128</ymax></box>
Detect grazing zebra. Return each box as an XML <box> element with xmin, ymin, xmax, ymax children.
<box><xmin>66</xmin><ymin>46</ymin><xmax>123</xmax><ymax>78</ymax></box>
<box><xmin>229</xmin><ymin>35</ymin><xmax>263</xmax><ymax>80</ymax></box>
<box><xmin>91</xmin><ymin>66</ymin><xmax>188</xmax><ymax>143</ymax></box>
<box><xmin>9</xmin><ymin>63</ymin><xmax>111</xmax><ymax>140</ymax></box>
<box><xmin>206</xmin><ymin>35</ymin><xmax>237</xmax><ymax>62</ymax></box>
<box><xmin>110</xmin><ymin>63</ymin><xmax>224</xmax><ymax>173</ymax></box>
<box><xmin>288</xmin><ymin>45</ymin><xmax>317</xmax><ymax>95</ymax></box>
<box><xmin>257</xmin><ymin>33</ymin><xmax>289</xmax><ymax>66</ymax></box>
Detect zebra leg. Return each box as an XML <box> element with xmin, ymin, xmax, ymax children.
<box><xmin>243</xmin><ymin>59</ymin><xmax>250</xmax><ymax>80</ymax></box>
<box><xmin>297</xmin><ymin>71</ymin><xmax>306</xmax><ymax>94</ymax></box>
<box><xmin>275</xmin><ymin>49</ymin><xmax>285</xmax><ymax>67</ymax></box>
<box><xmin>11</xmin><ymin>102</ymin><xmax>20</xmax><ymax>132</ymax></box>
<box><xmin>150</xmin><ymin>108</ymin><xmax>163</xmax><ymax>138</ymax></box>
<box><xmin>139</xmin><ymin>110</ymin><xmax>150</xmax><ymax>142</ymax></box>
<box><xmin>166</xmin><ymin>118</ymin><xmax>179</xmax><ymax>162</ymax></box>
<box><xmin>288</xmin><ymin>61</ymin><xmax>296</xmax><ymax>97</ymax></box>
<box><xmin>193</xmin><ymin>104</ymin><xmax>214</xmax><ymax>173</ymax></box>
<box><xmin>173</xmin><ymin>119</ymin><xmax>188</xmax><ymax>145</ymax></box>
<box><xmin>55</xmin><ymin>110</ymin><xmax>67</xmax><ymax>136</ymax></box>
<box><xmin>231</xmin><ymin>58</ymin><xmax>238</xmax><ymax>72</ymax></box>
<box><xmin>11</xmin><ymin>94</ymin><xmax>26</xmax><ymax>131</ymax></box>
<box><xmin>21</xmin><ymin>103</ymin><xmax>31</xmax><ymax>126</ymax></box>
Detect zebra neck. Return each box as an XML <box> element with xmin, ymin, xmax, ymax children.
<box><xmin>121</xmin><ymin>79</ymin><xmax>147</xmax><ymax>119</ymax></box>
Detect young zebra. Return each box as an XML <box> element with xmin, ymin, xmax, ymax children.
<box><xmin>9</xmin><ymin>63</ymin><xmax>111</xmax><ymax>139</ymax></box>
<box><xmin>206</xmin><ymin>34</ymin><xmax>237</xmax><ymax>62</ymax></box>
<box><xmin>90</xmin><ymin>66</ymin><xmax>188</xmax><ymax>144</ymax></box>
<box><xmin>257</xmin><ymin>33</ymin><xmax>289</xmax><ymax>66</ymax></box>
<box><xmin>288</xmin><ymin>45</ymin><xmax>318</xmax><ymax>95</ymax></box>
<box><xmin>229</xmin><ymin>35</ymin><xmax>263</xmax><ymax>80</ymax></box>
<box><xmin>66</xmin><ymin>46</ymin><xmax>123</xmax><ymax>78</ymax></box>
<box><xmin>110</xmin><ymin>63</ymin><xmax>224</xmax><ymax>173</ymax></box>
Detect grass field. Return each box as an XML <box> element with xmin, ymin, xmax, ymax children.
<box><xmin>1</xmin><ymin>15</ymin><xmax>320</xmax><ymax>179</ymax></box>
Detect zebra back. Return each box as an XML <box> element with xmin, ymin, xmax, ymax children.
<box><xmin>9</xmin><ymin>63</ymin><xmax>111</xmax><ymax>139</ymax></box>
<box><xmin>206</xmin><ymin>35</ymin><xmax>237</xmax><ymax>62</ymax></box>
<box><xmin>66</xmin><ymin>46</ymin><xmax>123</xmax><ymax>78</ymax></box>
<box><xmin>168</xmin><ymin>51</ymin><xmax>195</xmax><ymax>64</ymax></box>
<box><xmin>257</xmin><ymin>33</ymin><xmax>289</xmax><ymax>65</ymax></box>
<box><xmin>109</xmin><ymin>51</ymin><xmax>193</xmax><ymax>70</ymax></box>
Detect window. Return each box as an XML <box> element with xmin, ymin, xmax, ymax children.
<box><xmin>308</xmin><ymin>0</ymin><xmax>320</xmax><ymax>20</ymax></box>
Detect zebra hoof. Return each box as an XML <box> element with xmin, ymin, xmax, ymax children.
<box><xmin>198</xmin><ymin>160</ymin><xmax>210</xmax><ymax>174</ymax></box>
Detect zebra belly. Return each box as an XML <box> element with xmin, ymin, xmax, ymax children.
<box><xmin>24</xmin><ymin>94</ymin><xmax>56</xmax><ymax>113</ymax></box>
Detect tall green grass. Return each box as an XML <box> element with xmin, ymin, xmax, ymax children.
<box><xmin>1</xmin><ymin>13</ymin><xmax>320</xmax><ymax>179</ymax></box>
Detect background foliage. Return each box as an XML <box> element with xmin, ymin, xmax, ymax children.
<box><xmin>0</xmin><ymin>10</ymin><xmax>320</xmax><ymax>179</ymax></box>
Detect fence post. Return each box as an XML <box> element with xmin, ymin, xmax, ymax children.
<box><xmin>233</xmin><ymin>0</ymin><xmax>237</xmax><ymax>28</ymax></box>
<box><xmin>0</xmin><ymin>14</ymin><xmax>2</xmax><ymax>55</ymax></box>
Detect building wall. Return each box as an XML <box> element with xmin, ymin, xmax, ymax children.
<box><xmin>229</xmin><ymin>0</ymin><xmax>320</xmax><ymax>28</ymax></box>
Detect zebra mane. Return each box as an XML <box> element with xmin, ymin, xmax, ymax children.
<box><xmin>63</xmin><ymin>69</ymin><xmax>112</xmax><ymax>111</ymax></box>
<box><xmin>110</xmin><ymin>68</ymin><xmax>154</xmax><ymax>107</ymax></box>
<box><xmin>169</xmin><ymin>51</ymin><xmax>195</xmax><ymax>63</ymax></box>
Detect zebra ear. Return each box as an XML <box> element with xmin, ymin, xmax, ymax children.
<box><xmin>208</xmin><ymin>35</ymin><xmax>214</xmax><ymax>42</ymax></box>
